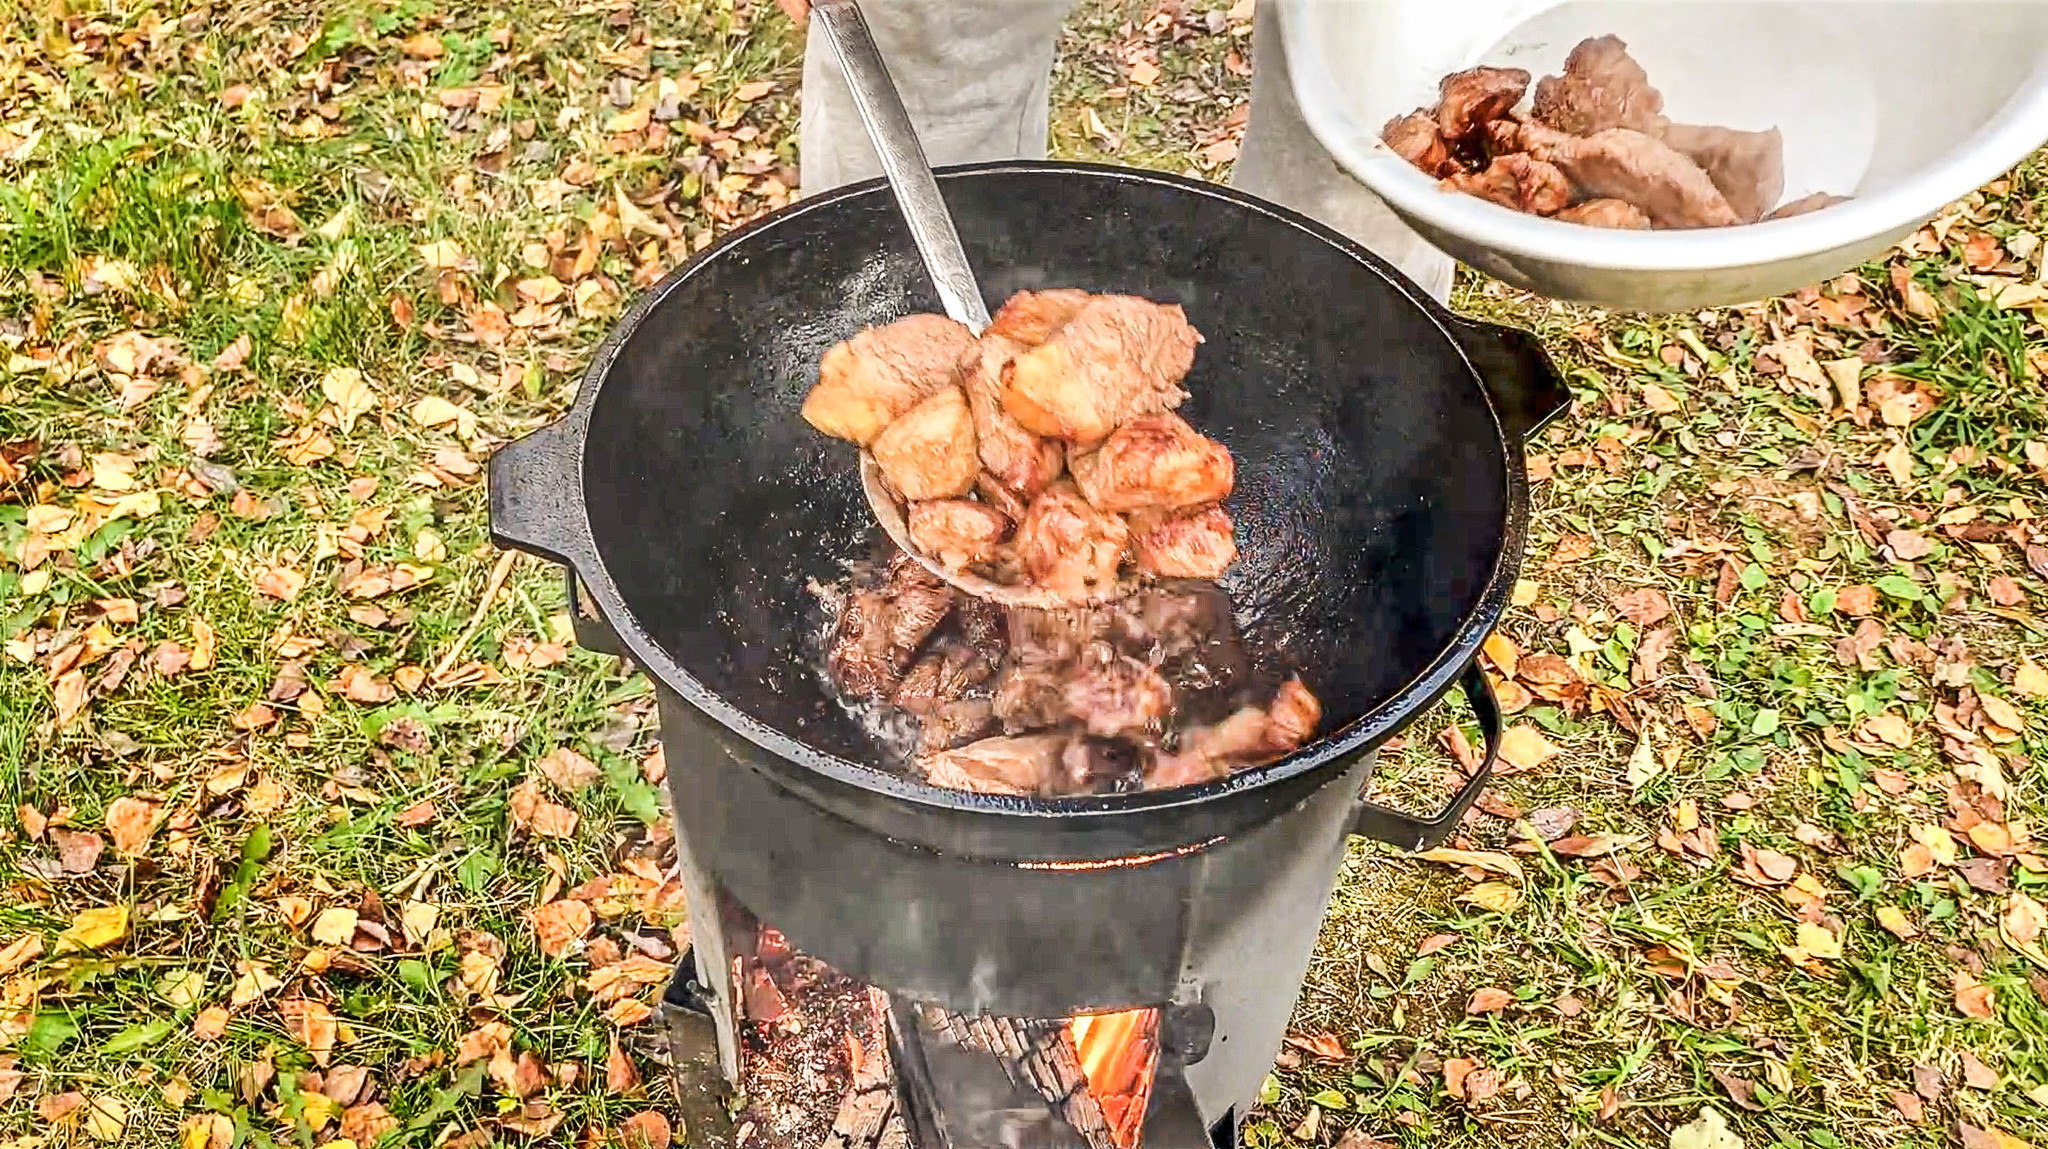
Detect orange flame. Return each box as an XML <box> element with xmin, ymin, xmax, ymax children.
<box><xmin>1067</xmin><ymin>1008</ymin><xmax>1160</xmax><ymax>1149</ymax></box>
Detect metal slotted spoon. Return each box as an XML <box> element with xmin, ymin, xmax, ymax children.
<box><xmin>810</xmin><ymin>0</ymin><xmax>1073</xmax><ymax>610</ymax></box>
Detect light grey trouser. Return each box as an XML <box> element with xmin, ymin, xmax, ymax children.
<box><xmin>796</xmin><ymin>0</ymin><xmax>1456</xmax><ymax>303</ymax></box>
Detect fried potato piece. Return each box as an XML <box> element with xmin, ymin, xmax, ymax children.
<box><xmin>871</xmin><ymin>386</ymin><xmax>980</xmax><ymax>501</ymax></box>
<box><xmin>962</xmin><ymin>335</ymin><xmax>1065</xmax><ymax>498</ymax></box>
<box><xmin>1001</xmin><ymin>296</ymin><xmax>1200</xmax><ymax>447</ymax></box>
<box><xmin>1130</xmin><ymin>503</ymin><xmax>1237</xmax><ymax>579</ymax></box>
<box><xmin>987</xmin><ymin>289</ymin><xmax>1091</xmax><ymax>345</ymax></box>
<box><xmin>1014</xmin><ymin>483</ymin><xmax>1129</xmax><ymax>604</ymax></box>
<box><xmin>907</xmin><ymin>499</ymin><xmax>1012</xmax><ymax>570</ymax></box>
<box><xmin>1068</xmin><ymin>413</ymin><xmax>1234</xmax><ymax>514</ymax></box>
<box><xmin>801</xmin><ymin>314</ymin><xmax>977</xmax><ymax>445</ymax></box>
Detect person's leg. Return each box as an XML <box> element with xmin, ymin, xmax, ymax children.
<box><xmin>798</xmin><ymin>0</ymin><xmax>1079</xmax><ymax>196</ymax></box>
<box><xmin>1230</xmin><ymin>2</ymin><xmax>1456</xmax><ymax>303</ymax></box>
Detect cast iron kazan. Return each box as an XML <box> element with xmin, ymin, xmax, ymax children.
<box><xmin>489</xmin><ymin>162</ymin><xmax>1566</xmax><ymax>1024</ymax></box>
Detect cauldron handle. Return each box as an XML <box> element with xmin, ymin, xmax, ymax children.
<box><xmin>1347</xmin><ymin>664</ymin><xmax>1501</xmax><ymax>852</ymax></box>
<box><xmin>488</xmin><ymin>413</ymin><xmax>629</xmax><ymax>658</ymax></box>
<box><xmin>1445</xmin><ymin>317</ymin><xmax>1571</xmax><ymax>443</ymax></box>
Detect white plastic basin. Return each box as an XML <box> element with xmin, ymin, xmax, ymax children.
<box><xmin>1277</xmin><ymin>0</ymin><xmax>2048</xmax><ymax>310</ymax></box>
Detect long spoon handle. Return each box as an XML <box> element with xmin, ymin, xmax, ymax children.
<box><xmin>810</xmin><ymin>0</ymin><xmax>992</xmax><ymax>333</ymax></box>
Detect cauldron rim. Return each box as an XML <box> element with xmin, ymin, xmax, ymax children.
<box><xmin>498</xmin><ymin>160</ymin><xmax>1537</xmax><ymax>826</ymax></box>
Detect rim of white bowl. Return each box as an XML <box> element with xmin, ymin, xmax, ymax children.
<box><xmin>1282</xmin><ymin>14</ymin><xmax>2048</xmax><ymax>276</ymax></box>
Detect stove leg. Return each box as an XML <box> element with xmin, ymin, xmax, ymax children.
<box><xmin>671</xmin><ymin>813</ymin><xmax>743</xmax><ymax>1082</ymax></box>
<box><xmin>661</xmin><ymin>957</ymin><xmax>738</xmax><ymax>1149</ymax></box>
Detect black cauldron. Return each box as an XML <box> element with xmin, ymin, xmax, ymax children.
<box><xmin>489</xmin><ymin>162</ymin><xmax>1565</xmax><ymax>1017</ymax></box>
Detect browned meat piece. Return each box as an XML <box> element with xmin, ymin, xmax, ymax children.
<box><xmin>826</xmin><ymin>559</ymin><xmax>955</xmax><ymax>699</ymax></box>
<box><xmin>1659</xmin><ymin>123</ymin><xmax>1784</xmax><ymax>223</ymax></box>
<box><xmin>988</xmin><ymin>289</ymin><xmax>1091</xmax><ymax>345</ymax></box>
<box><xmin>907</xmin><ymin>499</ymin><xmax>1011</xmax><ymax>569</ymax></box>
<box><xmin>1060</xmin><ymin>737</ymin><xmax>1145</xmax><ymax>794</ymax></box>
<box><xmin>955</xmin><ymin>596</ymin><xmax>1008</xmax><ymax>659</ymax></box>
<box><xmin>871</xmin><ymin>386</ymin><xmax>980</xmax><ymax>501</ymax></box>
<box><xmin>1068</xmin><ymin>414</ymin><xmax>1234</xmax><ymax>513</ymax></box>
<box><xmin>891</xmin><ymin>640</ymin><xmax>997</xmax><ymax>717</ymax></box>
<box><xmin>1530</xmin><ymin>35</ymin><xmax>1663</xmax><ymax>136</ymax></box>
<box><xmin>920</xmin><ymin>733</ymin><xmax>1070</xmax><ymax>796</ymax></box>
<box><xmin>1765</xmin><ymin>192</ymin><xmax>1850</xmax><ymax>221</ymax></box>
<box><xmin>802</xmin><ymin>315</ymin><xmax>977</xmax><ymax>445</ymax></box>
<box><xmin>1381</xmin><ymin>109</ymin><xmax>1455</xmax><ymax>177</ymax></box>
<box><xmin>1551</xmin><ymin>129</ymin><xmax>1741</xmax><ymax>229</ymax></box>
<box><xmin>1485</xmin><ymin>117</ymin><xmax>1573</xmax><ymax>161</ymax></box>
<box><xmin>1013</xmin><ymin>483</ymin><xmax>1129</xmax><ymax>604</ymax></box>
<box><xmin>962</xmin><ymin>335</ymin><xmax>1065</xmax><ymax>498</ymax></box>
<box><xmin>1265</xmin><ymin>678</ymin><xmax>1322</xmax><ymax>749</ymax></box>
<box><xmin>976</xmin><ymin>474</ymin><xmax>1031</xmax><ymax>522</ymax></box>
<box><xmin>1441</xmin><ymin>153</ymin><xmax>1572</xmax><ymax>215</ymax></box>
<box><xmin>1001</xmin><ymin>296</ymin><xmax>1200</xmax><ymax>448</ymax></box>
<box><xmin>993</xmin><ymin>663</ymin><xmax>1072</xmax><ymax>733</ymax></box>
<box><xmin>1006</xmin><ymin>607</ymin><xmax>1095</xmax><ymax>667</ymax></box>
<box><xmin>918</xmin><ymin>698</ymin><xmax>997</xmax><ymax>755</ymax></box>
<box><xmin>1108</xmin><ymin>587</ymin><xmax>1231</xmax><ymax>663</ymax></box>
<box><xmin>826</xmin><ymin>588</ymin><xmax>902</xmax><ymax>699</ymax></box>
<box><xmin>1553</xmin><ymin>198</ymin><xmax>1652</xmax><ymax>229</ymax></box>
<box><xmin>1435</xmin><ymin>66</ymin><xmax>1530</xmax><ymax>142</ymax></box>
<box><xmin>1146</xmin><ymin>677</ymin><xmax>1321</xmax><ymax>789</ymax></box>
<box><xmin>993</xmin><ymin>664</ymin><xmax>1068</xmax><ymax>733</ymax></box>
<box><xmin>1064</xmin><ymin>641</ymin><xmax>1173</xmax><ymax>737</ymax></box>
<box><xmin>1130</xmin><ymin>504</ymin><xmax>1238</xmax><ymax>579</ymax></box>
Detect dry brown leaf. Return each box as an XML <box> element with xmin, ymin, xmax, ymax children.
<box><xmin>1549</xmin><ymin>834</ymin><xmax>1635</xmax><ymax>858</ymax></box>
<box><xmin>2016</xmin><ymin>659</ymin><xmax>2048</xmax><ymax>699</ymax></box>
<box><xmin>0</xmin><ymin>934</ymin><xmax>45</xmax><ymax>975</ymax></box>
<box><xmin>1466</xmin><ymin>987</ymin><xmax>1513</xmax><ymax>1014</ymax></box>
<box><xmin>1954</xmin><ymin>969</ymin><xmax>1996</xmax><ymax>1019</ymax></box>
<box><xmin>255</xmin><ymin>567</ymin><xmax>306</xmax><ymax>601</ymax></box>
<box><xmin>538</xmin><ymin>747</ymin><xmax>601</xmax><ymax>792</ymax></box>
<box><xmin>191</xmin><ymin>1005</ymin><xmax>231</xmax><ymax>1041</ymax></box>
<box><xmin>1887</xmin><ymin>529</ymin><xmax>1934</xmax><ymax>560</ymax></box>
<box><xmin>104</xmin><ymin>796</ymin><xmax>161</xmax><ymax>856</ymax></box>
<box><xmin>620</xmin><ymin>1111</ymin><xmax>673</xmax><ymax>1149</ymax></box>
<box><xmin>1835</xmin><ymin>585</ymin><xmax>1879</xmax><ymax>617</ymax></box>
<box><xmin>1443</xmin><ymin>1057</ymin><xmax>1478</xmax><ymax>1100</ymax></box>
<box><xmin>509</xmin><ymin>780</ymin><xmax>579</xmax><ymax>839</ymax></box>
<box><xmin>1859</xmin><ymin>712</ymin><xmax>1914</xmax><ymax>748</ymax></box>
<box><xmin>53</xmin><ymin>669</ymin><xmax>88</xmax><ymax>726</ymax></box>
<box><xmin>529</xmin><ymin>900</ymin><xmax>594</xmax><ymax>958</ymax></box>
<box><xmin>280</xmin><ymin>999</ymin><xmax>338</xmax><ymax>1066</ymax></box>
<box><xmin>1611</xmin><ymin>588</ymin><xmax>1672</xmax><ymax>626</ymax></box>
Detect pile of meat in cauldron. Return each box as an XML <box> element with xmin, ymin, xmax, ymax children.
<box><xmin>1383</xmin><ymin>35</ymin><xmax>1848</xmax><ymax>228</ymax></box>
<box><xmin>822</xmin><ymin>555</ymin><xmax>1317</xmax><ymax>797</ymax></box>
<box><xmin>802</xmin><ymin>289</ymin><xmax>1318</xmax><ymax>798</ymax></box>
<box><xmin>801</xmin><ymin>290</ymin><xmax>1236</xmax><ymax>601</ymax></box>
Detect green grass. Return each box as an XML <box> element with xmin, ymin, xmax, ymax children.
<box><xmin>2</xmin><ymin>0</ymin><xmax>2047</xmax><ymax>1147</ymax></box>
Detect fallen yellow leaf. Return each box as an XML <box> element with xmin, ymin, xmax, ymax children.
<box><xmin>1414</xmin><ymin>847</ymin><xmax>1524</xmax><ymax>882</ymax></box>
<box><xmin>1496</xmin><ymin>724</ymin><xmax>1561</xmax><ymax>771</ymax></box>
<box><xmin>321</xmin><ymin>368</ymin><xmax>378</xmax><ymax>435</ymax></box>
<box><xmin>310</xmin><ymin>907</ymin><xmax>359</xmax><ymax>946</ymax></box>
<box><xmin>1458</xmin><ymin>881</ymin><xmax>1523</xmax><ymax>913</ymax></box>
<box><xmin>1795</xmin><ymin>922</ymin><xmax>1842</xmax><ymax>960</ymax></box>
<box><xmin>57</xmin><ymin>905</ymin><xmax>129</xmax><ymax>952</ymax></box>
<box><xmin>1875</xmin><ymin>906</ymin><xmax>1919</xmax><ymax>940</ymax></box>
<box><xmin>2016</xmin><ymin>659</ymin><xmax>2048</xmax><ymax>699</ymax></box>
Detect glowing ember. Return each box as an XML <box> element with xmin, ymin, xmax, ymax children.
<box><xmin>1067</xmin><ymin>1008</ymin><xmax>1160</xmax><ymax>1149</ymax></box>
